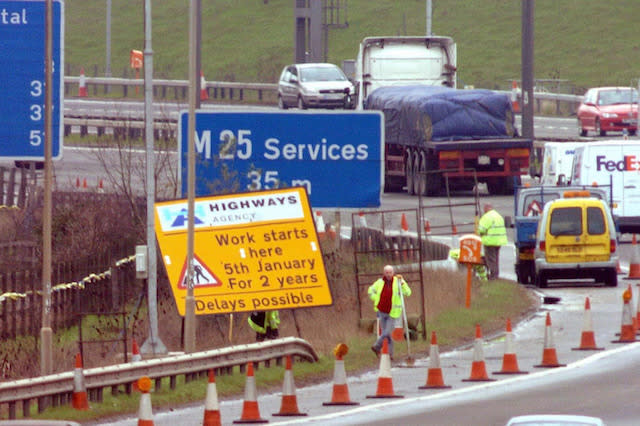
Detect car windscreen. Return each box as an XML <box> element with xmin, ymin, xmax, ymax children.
<box><xmin>300</xmin><ymin>66</ymin><xmax>347</xmax><ymax>82</ymax></box>
<box><xmin>549</xmin><ymin>207</ymin><xmax>582</xmax><ymax>236</ymax></box>
<box><xmin>597</xmin><ymin>89</ymin><xmax>639</xmax><ymax>105</ymax></box>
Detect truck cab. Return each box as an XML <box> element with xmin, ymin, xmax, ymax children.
<box><xmin>354</xmin><ymin>36</ymin><xmax>457</xmax><ymax>110</ymax></box>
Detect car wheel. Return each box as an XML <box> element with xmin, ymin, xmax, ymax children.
<box><xmin>297</xmin><ymin>96</ymin><xmax>307</xmax><ymax>110</ymax></box>
<box><xmin>630</xmin><ymin>129</ymin><xmax>637</xmax><ymax>136</ymax></box>
<box><xmin>595</xmin><ymin>118</ymin><xmax>605</xmax><ymax>136</ymax></box>
<box><xmin>578</xmin><ymin>119</ymin><xmax>587</xmax><ymax>136</ymax></box>
<box><xmin>277</xmin><ymin>95</ymin><xmax>287</xmax><ymax>110</ymax></box>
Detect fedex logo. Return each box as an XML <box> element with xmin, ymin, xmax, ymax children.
<box><xmin>596</xmin><ymin>155</ymin><xmax>640</xmax><ymax>172</ymax></box>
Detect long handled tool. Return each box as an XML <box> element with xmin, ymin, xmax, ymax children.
<box><xmin>397</xmin><ymin>275</ymin><xmax>415</xmax><ymax>367</ymax></box>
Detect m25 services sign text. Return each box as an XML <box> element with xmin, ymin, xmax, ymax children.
<box><xmin>179</xmin><ymin>111</ymin><xmax>384</xmax><ymax>208</ymax></box>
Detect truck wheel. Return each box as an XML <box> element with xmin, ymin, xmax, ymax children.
<box><xmin>405</xmin><ymin>150</ymin><xmax>415</xmax><ymax>195</ymax></box>
<box><xmin>425</xmin><ymin>155</ymin><xmax>441</xmax><ymax>196</ymax></box>
<box><xmin>416</xmin><ymin>152</ymin><xmax>427</xmax><ymax>196</ymax></box>
<box><xmin>515</xmin><ymin>264</ymin><xmax>524</xmax><ymax>284</ymax></box>
<box><xmin>412</xmin><ymin>154</ymin><xmax>423</xmax><ymax>196</ymax></box>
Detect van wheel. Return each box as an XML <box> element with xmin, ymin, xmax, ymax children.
<box><xmin>535</xmin><ymin>271</ymin><xmax>548</xmax><ymax>288</ymax></box>
<box><xmin>604</xmin><ymin>268</ymin><xmax>618</xmax><ymax>287</ymax></box>
<box><xmin>595</xmin><ymin>118</ymin><xmax>605</xmax><ymax>136</ymax></box>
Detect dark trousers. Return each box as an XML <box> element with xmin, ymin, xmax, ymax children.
<box><xmin>485</xmin><ymin>245</ymin><xmax>501</xmax><ymax>279</ymax></box>
<box><xmin>255</xmin><ymin>327</ymin><xmax>279</xmax><ymax>342</ymax></box>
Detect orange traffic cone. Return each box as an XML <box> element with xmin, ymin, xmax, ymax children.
<box><xmin>572</xmin><ymin>297</ymin><xmax>604</xmax><ymax>350</ymax></box>
<box><xmin>617</xmin><ymin>259</ymin><xmax>624</xmax><ymax>275</ymax></box>
<box><xmin>391</xmin><ymin>316</ymin><xmax>404</xmax><ymax>342</ymax></box>
<box><xmin>463</xmin><ymin>324</ymin><xmax>496</xmax><ymax>381</ymax></box>
<box><xmin>626</xmin><ymin>234</ymin><xmax>640</xmax><ymax>279</ymax></box>
<box><xmin>511</xmin><ymin>80</ymin><xmax>520</xmax><ymax>113</ymax></box>
<box><xmin>494</xmin><ymin>318</ymin><xmax>528</xmax><ymax>374</ymax></box>
<box><xmin>315</xmin><ymin>211</ymin><xmax>326</xmax><ymax>239</ymax></box>
<box><xmin>71</xmin><ymin>353</ymin><xmax>90</xmax><ymax>410</ymax></box>
<box><xmin>534</xmin><ymin>312</ymin><xmax>566</xmax><ymax>368</ymax></box>
<box><xmin>323</xmin><ymin>343</ymin><xmax>359</xmax><ymax>406</ymax></box>
<box><xmin>611</xmin><ymin>287</ymin><xmax>636</xmax><ymax>343</ymax></box>
<box><xmin>233</xmin><ymin>362</ymin><xmax>267</xmax><ymax>424</ymax></box>
<box><xmin>636</xmin><ymin>284</ymin><xmax>640</xmax><ymax>333</ymax></box>
<box><xmin>131</xmin><ymin>339</ymin><xmax>142</xmax><ymax>362</ymax></box>
<box><xmin>366</xmin><ymin>339</ymin><xmax>404</xmax><ymax>398</ymax></box>
<box><xmin>424</xmin><ymin>220</ymin><xmax>431</xmax><ymax>235</ymax></box>
<box><xmin>400</xmin><ymin>213</ymin><xmax>409</xmax><ymax>232</ymax></box>
<box><xmin>78</xmin><ymin>67</ymin><xmax>88</xmax><ymax>97</ymax></box>
<box><xmin>273</xmin><ymin>355</ymin><xmax>306</xmax><ymax>417</ymax></box>
<box><xmin>137</xmin><ymin>376</ymin><xmax>154</xmax><ymax>426</ymax></box>
<box><xmin>200</xmin><ymin>71</ymin><xmax>209</xmax><ymax>101</ymax></box>
<box><xmin>358</xmin><ymin>211</ymin><xmax>368</xmax><ymax>228</ymax></box>
<box><xmin>419</xmin><ymin>331</ymin><xmax>451</xmax><ymax>389</ymax></box>
<box><xmin>203</xmin><ymin>370</ymin><xmax>221</xmax><ymax>426</ymax></box>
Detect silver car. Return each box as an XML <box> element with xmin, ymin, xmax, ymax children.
<box><xmin>277</xmin><ymin>63</ymin><xmax>354</xmax><ymax>110</ymax></box>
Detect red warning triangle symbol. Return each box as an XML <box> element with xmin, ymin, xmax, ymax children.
<box><xmin>177</xmin><ymin>253</ymin><xmax>222</xmax><ymax>289</ymax></box>
<box><xmin>525</xmin><ymin>200</ymin><xmax>542</xmax><ymax>217</ymax></box>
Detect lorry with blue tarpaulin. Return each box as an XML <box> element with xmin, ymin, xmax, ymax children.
<box><xmin>354</xmin><ymin>36</ymin><xmax>533</xmax><ymax>196</ymax></box>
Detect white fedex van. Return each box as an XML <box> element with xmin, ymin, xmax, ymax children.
<box><xmin>570</xmin><ymin>140</ymin><xmax>640</xmax><ymax>234</ymax></box>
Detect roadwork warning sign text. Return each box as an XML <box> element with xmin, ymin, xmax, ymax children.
<box><xmin>155</xmin><ymin>187</ymin><xmax>332</xmax><ymax>316</ymax></box>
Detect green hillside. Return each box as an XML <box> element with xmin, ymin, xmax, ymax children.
<box><xmin>64</xmin><ymin>0</ymin><xmax>640</xmax><ymax>93</ymax></box>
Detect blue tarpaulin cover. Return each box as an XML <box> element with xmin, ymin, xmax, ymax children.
<box><xmin>364</xmin><ymin>85</ymin><xmax>516</xmax><ymax>144</ymax></box>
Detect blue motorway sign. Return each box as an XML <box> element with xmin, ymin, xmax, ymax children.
<box><xmin>0</xmin><ymin>0</ymin><xmax>64</xmax><ymax>160</ymax></box>
<box><xmin>179</xmin><ymin>111</ymin><xmax>384</xmax><ymax>208</ymax></box>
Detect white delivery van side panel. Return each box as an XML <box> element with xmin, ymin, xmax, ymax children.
<box><xmin>570</xmin><ymin>141</ymin><xmax>640</xmax><ymax>233</ymax></box>
<box><xmin>621</xmin><ymin>144</ymin><xmax>640</xmax><ymax>220</ymax></box>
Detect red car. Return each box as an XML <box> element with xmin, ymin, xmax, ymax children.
<box><xmin>577</xmin><ymin>86</ymin><xmax>638</xmax><ymax>136</ymax></box>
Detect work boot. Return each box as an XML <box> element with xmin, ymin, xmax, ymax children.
<box><xmin>371</xmin><ymin>345</ymin><xmax>380</xmax><ymax>358</ymax></box>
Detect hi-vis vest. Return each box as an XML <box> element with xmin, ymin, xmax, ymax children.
<box><xmin>248</xmin><ymin>311</ymin><xmax>280</xmax><ymax>334</ymax></box>
<box><xmin>368</xmin><ymin>277</ymin><xmax>411</xmax><ymax>319</ymax></box>
<box><xmin>477</xmin><ymin>209</ymin><xmax>508</xmax><ymax>247</ymax></box>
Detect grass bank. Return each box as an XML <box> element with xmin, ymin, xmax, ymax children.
<box><xmin>63</xmin><ymin>0</ymin><xmax>640</xmax><ymax>92</ymax></box>
<box><xmin>24</xmin><ymin>275</ymin><xmax>537</xmax><ymax>423</ymax></box>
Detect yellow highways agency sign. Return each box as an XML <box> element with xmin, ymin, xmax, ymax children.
<box><xmin>154</xmin><ymin>187</ymin><xmax>332</xmax><ymax>316</ymax></box>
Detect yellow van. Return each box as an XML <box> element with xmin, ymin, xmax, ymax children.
<box><xmin>533</xmin><ymin>191</ymin><xmax>618</xmax><ymax>288</ymax></box>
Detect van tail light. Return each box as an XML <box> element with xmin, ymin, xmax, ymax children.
<box><xmin>539</xmin><ymin>241</ymin><xmax>546</xmax><ymax>252</ymax></box>
<box><xmin>610</xmin><ymin>239</ymin><xmax>616</xmax><ymax>253</ymax></box>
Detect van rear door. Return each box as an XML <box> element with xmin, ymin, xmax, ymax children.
<box><xmin>545</xmin><ymin>200</ymin><xmax>611</xmax><ymax>264</ymax></box>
